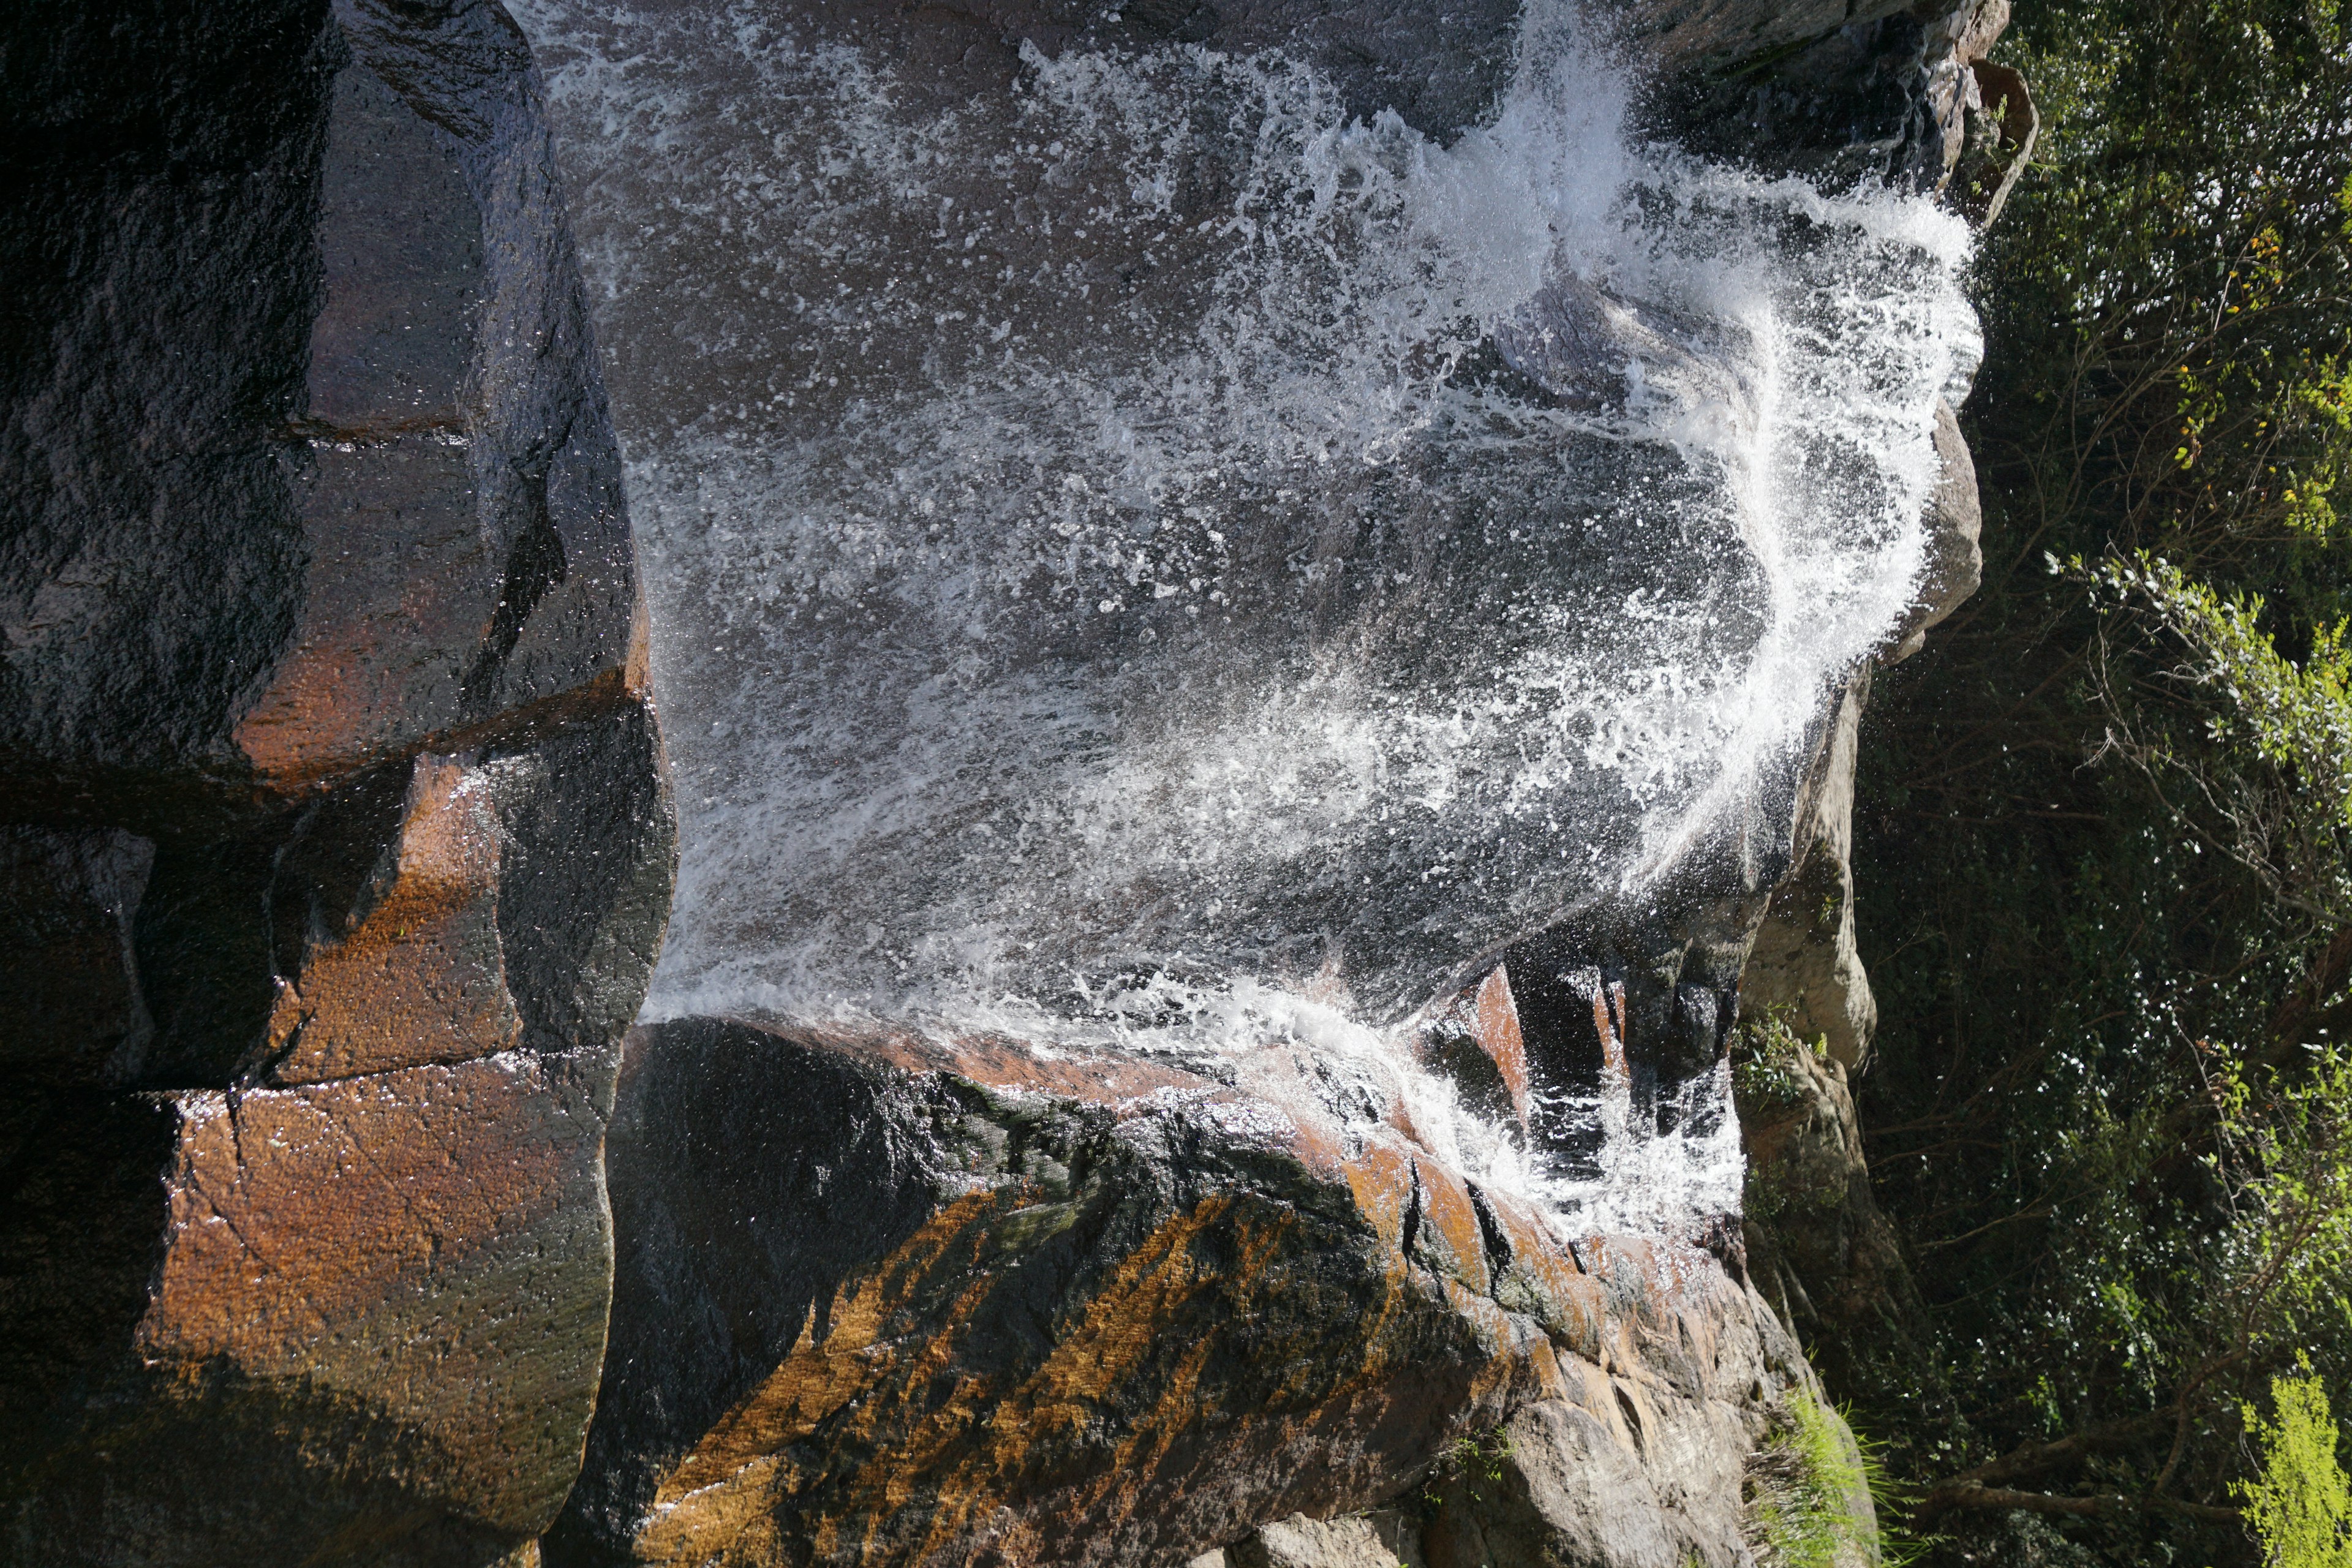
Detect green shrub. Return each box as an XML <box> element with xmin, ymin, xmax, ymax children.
<box><xmin>1417</xmin><ymin>1422</ymin><xmax>1515</xmax><ymax>1518</ymax></box>
<box><xmin>1841</xmin><ymin>0</ymin><xmax>2352</xmax><ymax>1560</ymax></box>
<box><xmin>1732</xmin><ymin>1012</ymin><xmax>1826</xmax><ymax>1119</ymax></box>
<box><xmin>2240</xmin><ymin>1373</ymin><xmax>2352</xmax><ymax>1567</ymax></box>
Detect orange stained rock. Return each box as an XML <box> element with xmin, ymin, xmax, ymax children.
<box><xmin>1471</xmin><ymin>965</ymin><xmax>1531</xmax><ymax>1126</ymax></box>
<box><xmin>232</xmin><ymin>440</ymin><xmax>499</xmax><ymax>786</ymax></box>
<box><xmin>638</xmin><ymin>1188</ymin><xmax>1419</xmax><ymax>1568</ymax></box>
<box><xmin>135</xmin><ymin>1050</ymin><xmax>612</xmax><ymax>1534</ymax></box>
<box><xmin>916</xmin><ymin>1197</ymin><xmax>1304</xmax><ymax>1556</ymax></box>
<box><xmin>625</xmin><ymin>591</ymin><xmax>655</xmax><ymax>698</ymax></box>
<box><xmin>1512</xmin><ymin>1321</ymin><xmax>1574</xmax><ymax>1405</ymax></box>
<box><xmin>655</xmin><ymin>1195</ymin><xmax>1008</xmax><ymax>1477</ymax></box>
<box><xmin>1591</xmin><ymin>978</ymin><xmax>1630</xmax><ymax>1086</ymax></box>
<box><xmin>595</xmin><ymin>1022</ymin><xmax>1757</xmax><ymax>1568</ymax></box>
<box><xmin>1340</xmin><ymin>1136</ymin><xmax>1420</xmax><ymax>1259</ymax></box>
<box><xmin>1556</xmin><ymin>1350</ymin><xmax>1627</xmax><ymax>1442</ymax></box>
<box><xmin>1411</xmin><ymin>1158</ymin><xmax>1492</xmax><ymax>1298</ymax></box>
<box><xmin>1480</xmin><ymin>1191</ymin><xmax>1609</xmax><ymax>1366</ymax></box>
<box><xmin>266</xmin><ymin>752</ymin><xmax>522</xmax><ymax>1084</ymax></box>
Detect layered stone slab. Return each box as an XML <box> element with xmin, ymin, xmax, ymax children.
<box><xmin>547</xmin><ymin>1016</ymin><xmax>1817</xmax><ymax>1568</ymax></box>
<box><xmin>0</xmin><ymin>2</ymin><xmax>673</xmax><ymax>1562</ymax></box>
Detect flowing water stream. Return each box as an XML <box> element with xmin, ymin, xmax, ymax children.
<box><xmin>518</xmin><ymin>0</ymin><xmax>1979</xmax><ymax>1229</ymax></box>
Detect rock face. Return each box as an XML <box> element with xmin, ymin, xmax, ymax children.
<box><xmin>546</xmin><ymin>1016</ymin><xmax>1827</xmax><ymax>1568</ymax></box>
<box><xmin>1730</xmin><ymin>380</ymin><xmax>1989</xmax><ymax>1381</ymax></box>
<box><xmin>0</xmin><ymin>1</ymin><xmax>672</xmax><ymax>1561</ymax></box>
<box><xmin>1741</xmin><ymin>677</ymin><xmax>1880</xmax><ymax>1076</ymax></box>
<box><xmin>1730</xmin><ymin>674</ymin><xmax>1926</xmax><ymax>1388</ymax></box>
<box><xmin>1653</xmin><ymin>0</ymin><xmax>2019</xmax><ymax>194</ymax></box>
<box><xmin>1736</xmin><ymin>1030</ymin><xmax>1920</xmax><ymax>1377</ymax></box>
<box><xmin>0</xmin><ymin>0</ymin><xmax>2000</xmax><ymax>1563</ymax></box>
<box><xmin>1723</xmin><ymin>260</ymin><xmax>1999</xmax><ymax>1412</ymax></box>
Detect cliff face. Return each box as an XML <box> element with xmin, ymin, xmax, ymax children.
<box><xmin>2</xmin><ymin>2</ymin><xmax>671</xmax><ymax>1560</ymax></box>
<box><xmin>0</xmin><ymin>1</ymin><xmax>2006</xmax><ymax>1564</ymax></box>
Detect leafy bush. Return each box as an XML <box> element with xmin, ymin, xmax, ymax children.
<box><xmin>2239</xmin><ymin>1374</ymin><xmax>2352</xmax><ymax>1567</ymax></box>
<box><xmin>1839</xmin><ymin>0</ymin><xmax>2352</xmax><ymax>1561</ymax></box>
<box><xmin>1733</xmin><ymin>1012</ymin><xmax>1828</xmax><ymax>1118</ymax></box>
<box><xmin>1417</xmin><ymin>1422</ymin><xmax>1515</xmax><ymax>1518</ymax></box>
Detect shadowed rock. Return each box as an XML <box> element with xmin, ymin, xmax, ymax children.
<box><xmin>0</xmin><ymin>0</ymin><xmax>2000</xmax><ymax>1561</ymax></box>
<box><xmin>0</xmin><ymin>1</ymin><xmax>671</xmax><ymax>1561</ymax></box>
<box><xmin>547</xmin><ymin>1016</ymin><xmax>1819</xmax><ymax>1568</ymax></box>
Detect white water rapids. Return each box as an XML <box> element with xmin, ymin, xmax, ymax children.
<box><xmin>517</xmin><ymin>0</ymin><xmax>1978</xmax><ymax>1228</ymax></box>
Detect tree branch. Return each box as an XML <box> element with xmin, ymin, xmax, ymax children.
<box><xmin>1924</xmin><ymin>1409</ymin><xmax>2177</xmax><ymax>1497</ymax></box>
<box><xmin>1917</xmin><ymin>1485</ymin><xmax>2241</xmax><ymax>1525</ymax></box>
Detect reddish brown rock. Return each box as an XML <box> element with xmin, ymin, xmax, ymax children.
<box><xmin>546</xmin><ymin>1016</ymin><xmax>1812</xmax><ymax>1568</ymax></box>
<box><xmin>265</xmin><ymin>753</ymin><xmax>521</xmax><ymax>1083</ymax></box>
<box><xmin>0</xmin><ymin>1</ymin><xmax>671</xmax><ymax>1562</ymax></box>
<box><xmin>1418</xmin><ymin>964</ymin><xmax>1533</xmax><ymax>1137</ymax></box>
<box><xmin>9</xmin><ymin>1049</ymin><xmax>617</xmax><ymax>1562</ymax></box>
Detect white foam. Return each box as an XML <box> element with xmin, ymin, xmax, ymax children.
<box><xmin>518</xmin><ymin>0</ymin><xmax>1977</xmax><ymax>1230</ymax></box>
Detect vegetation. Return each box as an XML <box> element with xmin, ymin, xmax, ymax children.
<box><xmin>2239</xmin><ymin>1373</ymin><xmax>2352</xmax><ymax>1566</ymax></box>
<box><xmin>1418</xmin><ymin>1423</ymin><xmax>1517</xmax><ymax>1518</ymax></box>
<box><xmin>1836</xmin><ymin>0</ymin><xmax>2352</xmax><ymax>1563</ymax></box>
<box><xmin>1734</xmin><ymin>1011</ymin><xmax>1830</xmax><ymax>1118</ymax></box>
<box><xmin>1745</xmin><ymin>1388</ymin><xmax>1880</xmax><ymax>1568</ymax></box>
<box><xmin>1733</xmin><ymin>1013</ymin><xmax>1854</xmax><ymax>1227</ymax></box>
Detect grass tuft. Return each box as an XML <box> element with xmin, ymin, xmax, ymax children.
<box><xmin>1746</xmin><ymin>1386</ymin><xmax>1882</xmax><ymax>1568</ymax></box>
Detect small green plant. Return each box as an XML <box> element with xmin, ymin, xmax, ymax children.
<box><xmin>2238</xmin><ymin>1371</ymin><xmax>2352</xmax><ymax>1567</ymax></box>
<box><xmin>1416</xmin><ymin>1422</ymin><xmax>1516</xmax><ymax>1518</ymax></box>
<box><xmin>1732</xmin><ymin>1011</ymin><xmax>1826</xmax><ymax>1117</ymax></box>
<box><xmin>1745</xmin><ymin>1388</ymin><xmax>1877</xmax><ymax>1568</ymax></box>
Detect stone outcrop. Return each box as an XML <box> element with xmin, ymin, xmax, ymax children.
<box><xmin>1</xmin><ymin>1</ymin><xmax>672</xmax><ymax>1561</ymax></box>
<box><xmin>1741</xmin><ymin>677</ymin><xmax>1879</xmax><ymax>1076</ymax></box>
<box><xmin>544</xmin><ymin>1016</ymin><xmax>1831</xmax><ymax>1568</ymax></box>
<box><xmin>1728</xmin><ymin>676</ymin><xmax>1926</xmax><ymax>1390</ymax></box>
<box><xmin>0</xmin><ymin>0</ymin><xmax>2005</xmax><ymax>1562</ymax></box>
<box><xmin>1735</xmin><ymin>1030</ymin><xmax>1921</xmax><ymax>1383</ymax></box>
<box><xmin>1738</xmin><ymin>400</ymin><xmax>1983</xmax><ymax>1083</ymax></box>
<box><xmin>1646</xmin><ymin>0</ymin><xmax>2024</xmax><ymax>200</ymax></box>
<box><xmin>1729</xmin><ymin>330</ymin><xmax>1991</xmax><ymax>1378</ymax></box>
<box><xmin>1725</xmin><ymin>224</ymin><xmax>2000</xmax><ymax>1404</ymax></box>
<box><xmin>1212</xmin><ymin>1510</ymin><xmax>1426</xmax><ymax>1568</ymax></box>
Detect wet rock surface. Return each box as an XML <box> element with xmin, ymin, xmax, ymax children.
<box><xmin>1648</xmin><ymin>0</ymin><xmax>2017</xmax><ymax>192</ymax></box>
<box><xmin>0</xmin><ymin>0</ymin><xmax>1998</xmax><ymax>1562</ymax></box>
<box><xmin>1</xmin><ymin>0</ymin><xmax>671</xmax><ymax>1561</ymax></box>
<box><xmin>549</xmin><ymin>1016</ymin><xmax>1819</xmax><ymax>1568</ymax></box>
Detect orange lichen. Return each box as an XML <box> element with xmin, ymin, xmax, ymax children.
<box><xmin>266</xmin><ymin>753</ymin><xmax>521</xmax><ymax>1083</ymax></box>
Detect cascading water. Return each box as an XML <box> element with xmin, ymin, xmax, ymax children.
<box><xmin>518</xmin><ymin>0</ymin><xmax>1979</xmax><ymax>1231</ymax></box>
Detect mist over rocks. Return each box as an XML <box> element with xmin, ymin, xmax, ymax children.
<box><xmin>0</xmin><ymin>0</ymin><xmax>2004</xmax><ymax>1563</ymax></box>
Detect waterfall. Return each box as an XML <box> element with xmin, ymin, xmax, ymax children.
<box><xmin>518</xmin><ymin>0</ymin><xmax>1978</xmax><ymax>1228</ymax></box>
